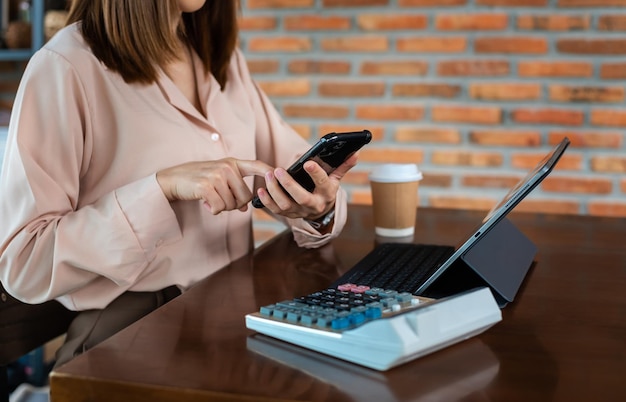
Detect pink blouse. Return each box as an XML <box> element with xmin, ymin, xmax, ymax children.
<box><xmin>0</xmin><ymin>24</ymin><xmax>347</xmax><ymax>310</ymax></box>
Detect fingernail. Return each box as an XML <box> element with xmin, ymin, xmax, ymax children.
<box><xmin>265</xmin><ymin>171</ymin><xmax>274</xmax><ymax>181</ymax></box>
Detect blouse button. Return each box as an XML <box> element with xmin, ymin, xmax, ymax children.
<box><xmin>210</xmin><ymin>133</ymin><xmax>220</xmax><ymax>142</ymax></box>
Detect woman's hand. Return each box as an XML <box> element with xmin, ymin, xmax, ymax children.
<box><xmin>156</xmin><ymin>158</ymin><xmax>272</xmax><ymax>214</ymax></box>
<box><xmin>255</xmin><ymin>153</ymin><xmax>359</xmax><ymax>221</ymax></box>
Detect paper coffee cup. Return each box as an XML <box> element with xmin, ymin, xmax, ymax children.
<box><xmin>369</xmin><ymin>164</ymin><xmax>423</xmax><ymax>237</ymax></box>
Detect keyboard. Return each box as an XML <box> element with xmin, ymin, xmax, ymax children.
<box><xmin>331</xmin><ymin>243</ymin><xmax>456</xmax><ymax>294</ymax></box>
<box><xmin>245</xmin><ymin>284</ymin><xmax>501</xmax><ymax>371</ymax></box>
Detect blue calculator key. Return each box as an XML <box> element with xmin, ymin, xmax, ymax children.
<box><xmin>349</xmin><ymin>312</ymin><xmax>366</xmax><ymax>326</ymax></box>
<box><xmin>366</xmin><ymin>303</ymin><xmax>383</xmax><ymax>319</ymax></box>
<box><xmin>259</xmin><ymin>305</ymin><xmax>275</xmax><ymax>316</ymax></box>
<box><xmin>272</xmin><ymin>308</ymin><xmax>289</xmax><ymax>320</ymax></box>
<box><xmin>331</xmin><ymin>316</ymin><xmax>350</xmax><ymax>330</ymax></box>
<box><xmin>286</xmin><ymin>311</ymin><xmax>300</xmax><ymax>323</ymax></box>
<box><xmin>317</xmin><ymin>315</ymin><xmax>336</xmax><ymax>327</ymax></box>
<box><xmin>300</xmin><ymin>314</ymin><xmax>319</xmax><ymax>326</ymax></box>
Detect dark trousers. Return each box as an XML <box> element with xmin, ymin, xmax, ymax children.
<box><xmin>54</xmin><ymin>286</ymin><xmax>180</xmax><ymax>368</ymax></box>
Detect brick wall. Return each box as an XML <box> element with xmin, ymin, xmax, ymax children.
<box><xmin>240</xmin><ymin>0</ymin><xmax>626</xmax><ymax>243</ymax></box>
<box><xmin>2</xmin><ymin>1</ymin><xmax>626</xmax><ymax>247</ymax></box>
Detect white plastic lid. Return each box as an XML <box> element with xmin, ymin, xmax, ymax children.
<box><xmin>369</xmin><ymin>163</ymin><xmax>423</xmax><ymax>183</ymax></box>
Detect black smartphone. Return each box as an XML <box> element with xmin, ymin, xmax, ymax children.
<box><xmin>252</xmin><ymin>130</ymin><xmax>372</xmax><ymax>208</ymax></box>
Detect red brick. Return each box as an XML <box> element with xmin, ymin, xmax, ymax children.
<box><xmin>248</xmin><ymin>37</ymin><xmax>312</xmax><ymax>52</ymax></box>
<box><xmin>517</xmin><ymin>15</ymin><xmax>590</xmax><ymax>31</ymax></box>
<box><xmin>588</xmin><ymin>202</ymin><xmax>626</xmax><ymax>218</ymax></box>
<box><xmin>283</xmin><ymin>104</ymin><xmax>350</xmax><ymax>119</ymax></box>
<box><xmin>342</xmin><ymin>170</ymin><xmax>371</xmax><ymax>186</ymax></box>
<box><xmin>429</xmin><ymin>196</ymin><xmax>496</xmax><ymax>212</ymax></box>
<box><xmin>356</xmin><ymin>105</ymin><xmax>424</xmax><ymax>121</ymax></box>
<box><xmin>288</xmin><ymin>60</ymin><xmax>351</xmax><ymax>75</ymax></box>
<box><xmin>549</xmin><ymin>85</ymin><xmax>625</xmax><ymax>103</ymax></box>
<box><xmin>395</xmin><ymin>127</ymin><xmax>462</xmax><ymax>144</ymax></box>
<box><xmin>548</xmin><ymin>131</ymin><xmax>623</xmax><ymax>148</ymax></box>
<box><xmin>350</xmin><ymin>190</ymin><xmax>373</xmax><ymax>205</ymax></box>
<box><xmin>318</xmin><ymin>82</ymin><xmax>386</xmax><ymax>97</ymax></box>
<box><xmin>557</xmin><ymin>39</ymin><xmax>626</xmax><ymax>55</ymax></box>
<box><xmin>600</xmin><ymin>63</ymin><xmax>626</xmax><ymax>80</ymax></box>
<box><xmin>590</xmin><ymin>156</ymin><xmax>626</xmax><ymax>173</ymax></box>
<box><xmin>432</xmin><ymin>106</ymin><xmax>502</xmax><ymax>125</ymax></box>
<box><xmin>477</xmin><ymin>0</ymin><xmax>547</xmax><ymax>5</ymax></box>
<box><xmin>462</xmin><ymin>175</ymin><xmax>524</xmax><ymax>189</ymax></box>
<box><xmin>397</xmin><ymin>37</ymin><xmax>467</xmax><ymax>52</ymax></box>
<box><xmin>513</xmin><ymin>200</ymin><xmax>580</xmax><ymax>215</ymax></box>
<box><xmin>558</xmin><ymin>0</ymin><xmax>626</xmax><ymax>6</ymax></box>
<box><xmin>248</xmin><ymin>0</ymin><xmax>314</xmax><ymax>8</ymax></box>
<box><xmin>438</xmin><ymin>60</ymin><xmax>510</xmax><ymax>76</ymax></box>
<box><xmin>399</xmin><ymin>0</ymin><xmax>467</xmax><ymax>6</ymax></box>
<box><xmin>247</xmin><ymin>59</ymin><xmax>280</xmax><ymax>74</ymax></box>
<box><xmin>361</xmin><ymin>61</ymin><xmax>428</xmax><ymax>75</ymax></box>
<box><xmin>323</xmin><ymin>0</ymin><xmax>389</xmax><ymax>6</ymax></box>
<box><xmin>436</xmin><ymin>14</ymin><xmax>508</xmax><ymax>30</ymax></box>
<box><xmin>321</xmin><ymin>36</ymin><xmax>389</xmax><ymax>52</ymax></box>
<box><xmin>511</xmin><ymin>108</ymin><xmax>584</xmax><ymax>126</ymax></box>
<box><xmin>590</xmin><ymin>110</ymin><xmax>626</xmax><ymax>127</ymax></box>
<box><xmin>257</xmin><ymin>79</ymin><xmax>311</xmax><ymax>97</ymax></box>
<box><xmin>284</xmin><ymin>15</ymin><xmax>351</xmax><ymax>31</ymax></box>
<box><xmin>238</xmin><ymin>16</ymin><xmax>277</xmax><ymax>31</ymax></box>
<box><xmin>358</xmin><ymin>15</ymin><xmax>427</xmax><ymax>30</ymax></box>
<box><xmin>518</xmin><ymin>61</ymin><xmax>593</xmax><ymax>77</ymax></box>
<box><xmin>598</xmin><ymin>16</ymin><xmax>626</xmax><ymax>31</ymax></box>
<box><xmin>431</xmin><ymin>150</ymin><xmax>504</xmax><ymax>167</ymax></box>
<box><xmin>393</xmin><ymin>83</ymin><xmax>461</xmax><ymax>98</ymax></box>
<box><xmin>541</xmin><ymin>177</ymin><xmax>613</xmax><ymax>194</ymax></box>
<box><xmin>475</xmin><ymin>37</ymin><xmax>548</xmax><ymax>54</ymax></box>
<box><xmin>512</xmin><ymin>153</ymin><xmax>582</xmax><ymax>170</ymax></box>
<box><xmin>470</xmin><ymin>83</ymin><xmax>542</xmax><ymax>101</ymax></box>
<box><xmin>358</xmin><ymin>147</ymin><xmax>424</xmax><ymax>164</ymax></box>
<box><xmin>470</xmin><ymin>131</ymin><xmax>542</xmax><ymax>146</ymax></box>
<box><xmin>421</xmin><ymin>173</ymin><xmax>454</xmax><ymax>187</ymax></box>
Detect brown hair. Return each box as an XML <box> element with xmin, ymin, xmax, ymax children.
<box><xmin>66</xmin><ymin>0</ymin><xmax>238</xmax><ymax>90</ymax></box>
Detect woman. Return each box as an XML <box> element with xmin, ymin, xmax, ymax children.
<box><xmin>0</xmin><ymin>0</ymin><xmax>354</xmax><ymax>364</ymax></box>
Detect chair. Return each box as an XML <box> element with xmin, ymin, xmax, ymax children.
<box><xmin>0</xmin><ymin>283</ymin><xmax>77</xmax><ymax>402</ymax></box>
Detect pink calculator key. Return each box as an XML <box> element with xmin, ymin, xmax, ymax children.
<box><xmin>337</xmin><ymin>283</ymin><xmax>356</xmax><ymax>292</ymax></box>
<box><xmin>351</xmin><ymin>285</ymin><xmax>370</xmax><ymax>293</ymax></box>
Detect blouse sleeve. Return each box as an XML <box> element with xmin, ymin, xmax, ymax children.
<box><xmin>0</xmin><ymin>49</ymin><xmax>182</xmax><ymax>309</ymax></box>
<box><xmin>230</xmin><ymin>49</ymin><xmax>348</xmax><ymax>248</ymax></box>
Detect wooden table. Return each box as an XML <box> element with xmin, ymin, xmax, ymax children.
<box><xmin>50</xmin><ymin>205</ymin><xmax>626</xmax><ymax>401</ymax></box>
